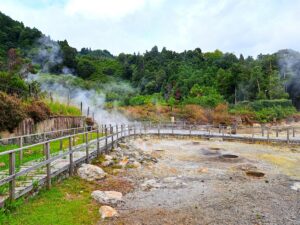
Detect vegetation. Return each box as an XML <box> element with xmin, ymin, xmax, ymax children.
<box><xmin>45</xmin><ymin>101</ymin><xmax>81</xmax><ymax>117</ymax></box>
<box><xmin>0</xmin><ymin>177</ymin><xmax>99</xmax><ymax>225</ymax></box>
<box><xmin>0</xmin><ymin>11</ymin><xmax>299</xmax><ymax>127</ymax></box>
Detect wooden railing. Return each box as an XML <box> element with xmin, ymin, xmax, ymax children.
<box><xmin>1</xmin><ymin>122</ymin><xmax>300</xmax><ymax>204</ymax></box>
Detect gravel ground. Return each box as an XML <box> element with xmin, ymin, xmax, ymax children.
<box><xmin>104</xmin><ymin>137</ymin><xmax>300</xmax><ymax>225</ymax></box>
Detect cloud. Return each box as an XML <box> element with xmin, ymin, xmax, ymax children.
<box><xmin>64</xmin><ymin>0</ymin><xmax>164</xmax><ymax>20</ymax></box>
<box><xmin>0</xmin><ymin>0</ymin><xmax>300</xmax><ymax>56</ymax></box>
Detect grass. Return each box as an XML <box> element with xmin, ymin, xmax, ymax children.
<box><xmin>0</xmin><ymin>177</ymin><xmax>99</xmax><ymax>225</ymax></box>
<box><xmin>45</xmin><ymin>101</ymin><xmax>82</xmax><ymax>116</ymax></box>
<box><xmin>0</xmin><ymin>132</ymin><xmax>101</xmax><ymax>172</ymax></box>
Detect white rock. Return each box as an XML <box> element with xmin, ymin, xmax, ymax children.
<box><xmin>291</xmin><ymin>182</ymin><xmax>300</xmax><ymax>191</ymax></box>
<box><xmin>99</xmin><ymin>206</ymin><xmax>119</xmax><ymax>219</ymax></box>
<box><xmin>91</xmin><ymin>190</ymin><xmax>123</xmax><ymax>205</ymax></box>
<box><xmin>104</xmin><ymin>155</ymin><xmax>113</xmax><ymax>161</ymax></box>
<box><xmin>77</xmin><ymin>164</ymin><xmax>106</xmax><ymax>181</ymax></box>
<box><xmin>132</xmin><ymin>161</ymin><xmax>142</xmax><ymax>168</ymax></box>
<box><xmin>101</xmin><ymin>160</ymin><xmax>113</xmax><ymax>167</ymax></box>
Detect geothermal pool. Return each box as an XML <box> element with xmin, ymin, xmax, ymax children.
<box><xmin>107</xmin><ymin>137</ymin><xmax>300</xmax><ymax>225</ymax></box>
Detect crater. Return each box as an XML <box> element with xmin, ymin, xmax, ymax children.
<box><xmin>245</xmin><ymin>171</ymin><xmax>265</xmax><ymax>178</ymax></box>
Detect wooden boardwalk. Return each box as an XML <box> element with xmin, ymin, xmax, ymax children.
<box><xmin>0</xmin><ymin>123</ymin><xmax>299</xmax><ymax>205</ymax></box>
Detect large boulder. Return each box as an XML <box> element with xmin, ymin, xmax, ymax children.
<box><xmin>91</xmin><ymin>190</ymin><xmax>123</xmax><ymax>205</ymax></box>
<box><xmin>99</xmin><ymin>206</ymin><xmax>119</xmax><ymax>219</ymax></box>
<box><xmin>77</xmin><ymin>164</ymin><xmax>106</xmax><ymax>181</ymax></box>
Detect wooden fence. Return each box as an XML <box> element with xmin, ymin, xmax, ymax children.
<box><xmin>1</xmin><ymin>122</ymin><xmax>300</xmax><ymax>205</ymax></box>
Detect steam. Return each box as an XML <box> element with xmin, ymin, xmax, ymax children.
<box><xmin>30</xmin><ymin>36</ymin><xmax>63</xmax><ymax>72</ymax></box>
<box><xmin>27</xmin><ymin>36</ymin><xmax>133</xmax><ymax>125</ymax></box>
<box><xmin>278</xmin><ymin>49</ymin><xmax>300</xmax><ymax>109</ymax></box>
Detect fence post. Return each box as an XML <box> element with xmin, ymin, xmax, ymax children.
<box><xmin>189</xmin><ymin>125</ymin><xmax>192</xmax><ymax>136</ymax></box>
<box><xmin>105</xmin><ymin>127</ymin><xmax>108</xmax><ymax>153</ymax></box>
<box><xmin>172</xmin><ymin>123</ymin><xmax>174</xmax><ymax>134</ymax></box>
<box><xmin>69</xmin><ymin>136</ymin><xmax>73</xmax><ymax>176</ymax></box>
<box><xmin>60</xmin><ymin>131</ymin><xmax>63</xmax><ymax>151</ymax></box>
<box><xmin>85</xmin><ymin>132</ymin><xmax>89</xmax><ymax>163</ymax></box>
<box><xmin>267</xmin><ymin>128</ymin><xmax>270</xmax><ymax>142</ymax></box>
<box><xmin>287</xmin><ymin>128</ymin><xmax>290</xmax><ymax>144</ymax></box>
<box><xmin>158</xmin><ymin>124</ymin><xmax>160</xmax><ymax>136</ymax></box>
<box><xmin>73</xmin><ymin>129</ymin><xmax>76</xmax><ymax>146</ymax></box>
<box><xmin>251</xmin><ymin>127</ymin><xmax>254</xmax><ymax>142</ymax></box>
<box><xmin>45</xmin><ymin>141</ymin><xmax>51</xmax><ymax>190</ymax></box>
<box><xmin>261</xmin><ymin>127</ymin><xmax>264</xmax><ymax>137</ymax></box>
<box><xmin>9</xmin><ymin>152</ymin><xmax>16</xmax><ymax>200</ymax></box>
<box><xmin>128</xmin><ymin>125</ymin><xmax>131</xmax><ymax>136</ymax></box>
<box><xmin>96</xmin><ymin>128</ymin><xmax>100</xmax><ymax>156</ymax></box>
<box><xmin>82</xmin><ymin>126</ymin><xmax>86</xmax><ymax>143</ymax></box>
<box><xmin>276</xmin><ymin>127</ymin><xmax>279</xmax><ymax>138</ymax></box>
<box><xmin>134</xmin><ymin>124</ymin><xmax>136</xmax><ymax>139</ymax></box>
<box><xmin>121</xmin><ymin>124</ymin><xmax>123</xmax><ymax>138</ymax></box>
<box><xmin>19</xmin><ymin>136</ymin><xmax>23</xmax><ymax>163</ymax></box>
<box><xmin>111</xmin><ymin>126</ymin><xmax>114</xmax><ymax>150</ymax></box>
<box><xmin>116</xmin><ymin>124</ymin><xmax>119</xmax><ymax>140</ymax></box>
<box><xmin>293</xmin><ymin>128</ymin><xmax>295</xmax><ymax>137</ymax></box>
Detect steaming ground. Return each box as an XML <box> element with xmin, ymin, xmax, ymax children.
<box><xmin>104</xmin><ymin>137</ymin><xmax>300</xmax><ymax>225</ymax></box>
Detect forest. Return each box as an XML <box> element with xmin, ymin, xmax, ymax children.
<box><xmin>1</xmin><ymin>11</ymin><xmax>300</xmax><ymax>128</ymax></box>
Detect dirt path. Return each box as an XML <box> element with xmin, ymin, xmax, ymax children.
<box><xmin>104</xmin><ymin>137</ymin><xmax>300</xmax><ymax>225</ymax></box>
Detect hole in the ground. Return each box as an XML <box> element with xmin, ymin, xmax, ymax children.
<box><xmin>246</xmin><ymin>171</ymin><xmax>265</xmax><ymax>178</ymax></box>
<box><xmin>221</xmin><ymin>154</ymin><xmax>239</xmax><ymax>159</ymax></box>
<box><xmin>192</xmin><ymin>142</ymin><xmax>201</xmax><ymax>145</ymax></box>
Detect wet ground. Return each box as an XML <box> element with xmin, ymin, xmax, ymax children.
<box><xmin>105</xmin><ymin>137</ymin><xmax>300</xmax><ymax>225</ymax></box>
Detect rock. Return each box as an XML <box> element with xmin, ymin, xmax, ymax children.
<box><xmin>92</xmin><ymin>190</ymin><xmax>123</xmax><ymax>205</ymax></box>
<box><xmin>77</xmin><ymin>164</ymin><xmax>106</xmax><ymax>181</ymax></box>
<box><xmin>291</xmin><ymin>182</ymin><xmax>300</xmax><ymax>191</ymax></box>
<box><xmin>197</xmin><ymin>167</ymin><xmax>209</xmax><ymax>173</ymax></box>
<box><xmin>118</xmin><ymin>143</ymin><xmax>129</xmax><ymax>149</ymax></box>
<box><xmin>119</xmin><ymin>157</ymin><xmax>129</xmax><ymax>167</ymax></box>
<box><xmin>99</xmin><ymin>206</ymin><xmax>119</xmax><ymax>219</ymax></box>
<box><xmin>104</xmin><ymin>155</ymin><xmax>113</xmax><ymax>161</ymax></box>
<box><xmin>112</xmin><ymin>169</ymin><xmax>124</xmax><ymax>175</ymax></box>
<box><xmin>132</xmin><ymin>161</ymin><xmax>142</xmax><ymax>168</ymax></box>
<box><xmin>101</xmin><ymin>160</ymin><xmax>113</xmax><ymax>167</ymax></box>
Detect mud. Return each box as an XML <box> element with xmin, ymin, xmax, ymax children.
<box><xmin>104</xmin><ymin>137</ymin><xmax>300</xmax><ymax>225</ymax></box>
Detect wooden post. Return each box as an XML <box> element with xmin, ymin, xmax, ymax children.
<box><xmin>87</xmin><ymin>107</ymin><xmax>90</xmax><ymax>117</ymax></box>
<box><xmin>9</xmin><ymin>152</ymin><xmax>16</xmax><ymax>200</ymax></box>
<box><xmin>82</xmin><ymin>127</ymin><xmax>86</xmax><ymax>143</ymax></box>
<box><xmin>105</xmin><ymin>128</ymin><xmax>108</xmax><ymax>153</ymax></box>
<box><xmin>261</xmin><ymin>127</ymin><xmax>264</xmax><ymax>137</ymax></box>
<box><xmin>116</xmin><ymin>125</ymin><xmax>119</xmax><ymax>140</ymax></box>
<box><xmin>111</xmin><ymin>126</ymin><xmax>114</xmax><ymax>150</ymax></box>
<box><xmin>267</xmin><ymin>128</ymin><xmax>270</xmax><ymax>142</ymax></box>
<box><xmin>96</xmin><ymin>128</ymin><xmax>100</xmax><ymax>156</ymax></box>
<box><xmin>276</xmin><ymin>127</ymin><xmax>279</xmax><ymax>138</ymax></box>
<box><xmin>60</xmin><ymin>131</ymin><xmax>63</xmax><ymax>151</ymax></box>
<box><xmin>218</xmin><ymin>125</ymin><xmax>221</xmax><ymax>133</ymax></box>
<box><xmin>19</xmin><ymin>136</ymin><xmax>23</xmax><ymax>163</ymax></box>
<box><xmin>134</xmin><ymin>124</ymin><xmax>136</xmax><ymax>139</ymax></box>
<box><xmin>293</xmin><ymin>128</ymin><xmax>295</xmax><ymax>137</ymax></box>
<box><xmin>251</xmin><ymin>127</ymin><xmax>254</xmax><ymax>142</ymax></box>
<box><xmin>45</xmin><ymin>142</ymin><xmax>51</xmax><ymax>190</ymax></box>
<box><xmin>80</xmin><ymin>102</ymin><xmax>83</xmax><ymax>115</ymax></box>
<box><xmin>121</xmin><ymin>124</ymin><xmax>123</xmax><ymax>137</ymax></box>
<box><xmin>287</xmin><ymin>128</ymin><xmax>290</xmax><ymax>144</ymax></box>
<box><xmin>69</xmin><ymin>137</ymin><xmax>73</xmax><ymax>176</ymax></box>
<box><xmin>158</xmin><ymin>124</ymin><xmax>160</xmax><ymax>136</ymax></box>
<box><xmin>128</xmin><ymin>125</ymin><xmax>131</xmax><ymax>136</ymax></box>
<box><xmin>73</xmin><ymin>129</ymin><xmax>76</xmax><ymax>146</ymax></box>
<box><xmin>85</xmin><ymin>132</ymin><xmax>89</xmax><ymax>163</ymax></box>
<box><xmin>189</xmin><ymin>125</ymin><xmax>192</xmax><ymax>136</ymax></box>
<box><xmin>172</xmin><ymin>123</ymin><xmax>174</xmax><ymax>134</ymax></box>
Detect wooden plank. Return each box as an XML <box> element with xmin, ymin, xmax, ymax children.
<box><xmin>69</xmin><ymin>137</ymin><xmax>73</xmax><ymax>176</ymax></box>
<box><xmin>45</xmin><ymin>142</ymin><xmax>51</xmax><ymax>189</ymax></box>
<box><xmin>9</xmin><ymin>152</ymin><xmax>16</xmax><ymax>200</ymax></box>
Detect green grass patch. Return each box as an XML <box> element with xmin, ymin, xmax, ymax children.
<box><xmin>45</xmin><ymin>101</ymin><xmax>82</xmax><ymax>116</ymax></box>
<box><xmin>0</xmin><ymin>177</ymin><xmax>99</xmax><ymax>225</ymax></box>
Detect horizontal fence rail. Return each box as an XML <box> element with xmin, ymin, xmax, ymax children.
<box><xmin>1</xmin><ymin>122</ymin><xmax>300</xmax><ymax>205</ymax></box>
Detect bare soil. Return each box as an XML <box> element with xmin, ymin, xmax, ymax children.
<box><xmin>103</xmin><ymin>137</ymin><xmax>300</xmax><ymax>225</ymax></box>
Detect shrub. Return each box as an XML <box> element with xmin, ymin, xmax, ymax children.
<box><xmin>0</xmin><ymin>92</ymin><xmax>26</xmax><ymax>132</ymax></box>
<box><xmin>182</xmin><ymin>105</ymin><xmax>208</xmax><ymax>123</ymax></box>
<box><xmin>85</xmin><ymin>117</ymin><xmax>94</xmax><ymax>127</ymax></box>
<box><xmin>26</xmin><ymin>101</ymin><xmax>51</xmax><ymax>123</ymax></box>
<box><xmin>45</xmin><ymin>101</ymin><xmax>81</xmax><ymax>116</ymax></box>
<box><xmin>213</xmin><ymin>103</ymin><xmax>231</xmax><ymax>125</ymax></box>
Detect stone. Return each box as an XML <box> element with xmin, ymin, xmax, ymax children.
<box><xmin>101</xmin><ymin>160</ymin><xmax>113</xmax><ymax>167</ymax></box>
<box><xmin>77</xmin><ymin>164</ymin><xmax>106</xmax><ymax>181</ymax></box>
<box><xmin>209</xmin><ymin>137</ymin><xmax>223</xmax><ymax>142</ymax></box>
<box><xmin>197</xmin><ymin>167</ymin><xmax>209</xmax><ymax>173</ymax></box>
<box><xmin>92</xmin><ymin>190</ymin><xmax>123</xmax><ymax>205</ymax></box>
<box><xmin>104</xmin><ymin>155</ymin><xmax>113</xmax><ymax>161</ymax></box>
<box><xmin>132</xmin><ymin>161</ymin><xmax>142</xmax><ymax>168</ymax></box>
<box><xmin>99</xmin><ymin>206</ymin><xmax>119</xmax><ymax>219</ymax></box>
<box><xmin>291</xmin><ymin>182</ymin><xmax>300</xmax><ymax>191</ymax></box>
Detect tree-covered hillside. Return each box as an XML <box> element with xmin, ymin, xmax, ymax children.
<box><xmin>1</xmin><ymin>11</ymin><xmax>300</xmax><ymax>125</ymax></box>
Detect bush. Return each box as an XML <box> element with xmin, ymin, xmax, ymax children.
<box><xmin>45</xmin><ymin>101</ymin><xmax>81</xmax><ymax>116</ymax></box>
<box><xmin>26</xmin><ymin>101</ymin><xmax>51</xmax><ymax>123</ymax></box>
<box><xmin>213</xmin><ymin>103</ymin><xmax>231</xmax><ymax>125</ymax></box>
<box><xmin>182</xmin><ymin>105</ymin><xmax>208</xmax><ymax>123</ymax></box>
<box><xmin>0</xmin><ymin>92</ymin><xmax>26</xmax><ymax>132</ymax></box>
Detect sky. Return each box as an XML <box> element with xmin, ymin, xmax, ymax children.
<box><xmin>0</xmin><ymin>0</ymin><xmax>300</xmax><ymax>56</ymax></box>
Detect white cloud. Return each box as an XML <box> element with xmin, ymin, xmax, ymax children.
<box><xmin>0</xmin><ymin>0</ymin><xmax>300</xmax><ymax>56</ymax></box>
<box><xmin>64</xmin><ymin>0</ymin><xmax>163</xmax><ymax>20</ymax></box>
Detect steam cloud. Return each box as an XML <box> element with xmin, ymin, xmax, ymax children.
<box><xmin>278</xmin><ymin>49</ymin><xmax>300</xmax><ymax>109</ymax></box>
<box><xmin>28</xmin><ymin>37</ymin><xmax>132</xmax><ymax>125</ymax></box>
